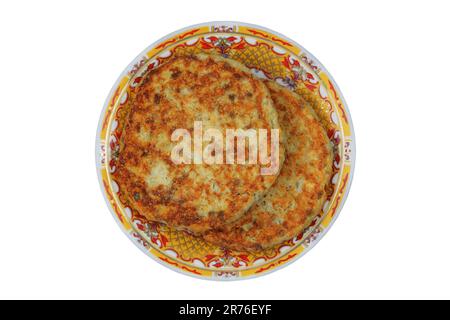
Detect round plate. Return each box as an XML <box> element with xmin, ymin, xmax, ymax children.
<box><xmin>95</xmin><ymin>21</ymin><xmax>355</xmax><ymax>280</ymax></box>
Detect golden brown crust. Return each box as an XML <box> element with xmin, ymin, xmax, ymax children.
<box><xmin>202</xmin><ymin>81</ymin><xmax>334</xmax><ymax>250</ymax></box>
<box><xmin>114</xmin><ymin>53</ymin><xmax>283</xmax><ymax>234</ymax></box>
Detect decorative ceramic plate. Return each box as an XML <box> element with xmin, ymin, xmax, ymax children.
<box><xmin>96</xmin><ymin>21</ymin><xmax>355</xmax><ymax>280</ymax></box>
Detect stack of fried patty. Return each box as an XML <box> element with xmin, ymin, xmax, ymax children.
<box><xmin>114</xmin><ymin>52</ymin><xmax>333</xmax><ymax>251</ymax></box>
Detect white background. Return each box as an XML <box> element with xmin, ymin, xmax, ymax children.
<box><xmin>0</xmin><ymin>0</ymin><xmax>449</xmax><ymax>300</ymax></box>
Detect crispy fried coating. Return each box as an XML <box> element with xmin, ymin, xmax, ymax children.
<box><xmin>202</xmin><ymin>81</ymin><xmax>333</xmax><ymax>250</ymax></box>
<box><xmin>114</xmin><ymin>53</ymin><xmax>283</xmax><ymax>234</ymax></box>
